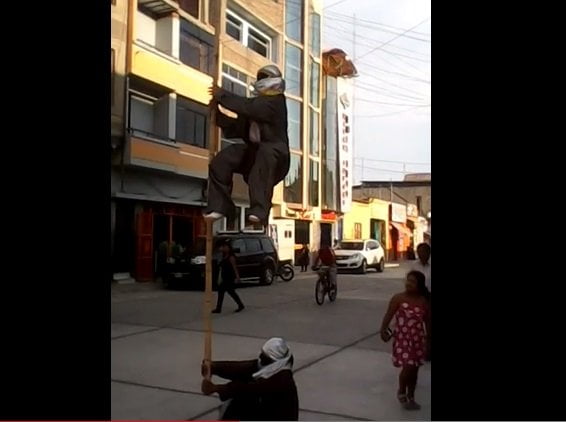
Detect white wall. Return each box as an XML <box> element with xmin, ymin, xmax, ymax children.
<box><xmin>136</xmin><ymin>10</ymin><xmax>156</xmax><ymax>46</ymax></box>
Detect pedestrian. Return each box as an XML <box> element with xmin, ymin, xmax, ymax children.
<box><xmin>300</xmin><ymin>244</ymin><xmax>309</xmax><ymax>272</ymax></box>
<box><xmin>380</xmin><ymin>270</ymin><xmax>430</xmax><ymax>410</ymax></box>
<box><xmin>411</xmin><ymin>243</ymin><xmax>431</xmax><ymax>292</ymax></box>
<box><xmin>212</xmin><ymin>240</ymin><xmax>245</xmax><ymax>314</ymax></box>
<box><xmin>204</xmin><ymin>65</ymin><xmax>290</xmax><ymax>226</ymax></box>
<box><xmin>201</xmin><ymin>337</ymin><xmax>299</xmax><ymax>421</ymax></box>
<box><xmin>411</xmin><ymin>242</ymin><xmax>431</xmax><ymax>361</ymax></box>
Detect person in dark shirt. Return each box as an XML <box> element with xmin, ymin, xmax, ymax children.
<box><xmin>204</xmin><ymin>65</ymin><xmax>290</xmax><ymax>225</ymax></box>
<box><xmin>212</xmin><ymin>240</ymin><xmax>244</xmax><ymax>314</ymax></box>
<box><xmin>201</xmin><ymin>337</ymin><xmax>299</xmax><ymax>421</ymax></box>
<box><xmin>313</xmin><ymin>244</ymin><xmax>337</xmax><ymax>289</ymax></box>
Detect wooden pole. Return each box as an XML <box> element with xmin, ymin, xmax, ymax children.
<box><xmin>203</xmin><ymin>0</ymin><xmax>226</xmax><ymax>380</ymax></box>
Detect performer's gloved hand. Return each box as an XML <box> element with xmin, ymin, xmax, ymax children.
<box><xmin>208</xmin><ymin>84</ymin><xmax>224</xmax><ymax>102</ymax></box>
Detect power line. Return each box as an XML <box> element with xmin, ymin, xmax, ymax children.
<box><xmin>323</xmin><ymin>26</ymin><xmax>431</xmax><ymax>58</ymax></box>
<box><xmin>354</xmin><ymin>157</ymin><xmax>431</xmax><ymax>165</ymax></box>
<box><xmin>356</xmin><ymin>17</ymin><xmax>431</xmax><ymax>62</ymax></box>
<box><xmin>325</xmin><ymin>14</ymin><xmax>431</xmax><ymax>43</ymax></box>
<box><xmin>326</xmin><ymin>10</ymin><xmax>431</xmax><ymax>38</ymax></box>
<box><xmin>356</xmin><ymin>105</ymin><xmax>430</xmax><ymax>118</ymax></box>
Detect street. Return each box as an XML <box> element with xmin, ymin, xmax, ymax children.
<box><xmin>111</xmin><ymin>263</ymin><xmax>431</xmax><ymax>421</ymax></box>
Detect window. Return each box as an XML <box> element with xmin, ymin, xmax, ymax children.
<box><xmin>245</xmin><ymin>238</ymin><xmax>262</xmax><ymax>253</ymax></box>
<box><xmin>179</xmin><ymin>0</ymin><xmax>199</xmax><ymax>19</ymax></box>
<box><xmin>222</xmin><ymin>64</ymin><xmax>255</xmax><ymax>98</ymax></box>
<box><xmin>284</xmin><ymin>154</ymin><xmax>303</xmax><ymax>204</ymax></box>
<box><xmin>260</xmin><ymin>238</ymin><xmax>275</xmax><ymax>253</ymax></box>
<box><xmin>285</xmin><ymin>0</ymin><xmax>302</xmax><ymax>42</ymax></box>
<box><xmin>176</xmin><ymin>96</ymin><xmax>209</xmax><ymax>147</ymax></box>
<box><xmin>232</xmin><ymin>239</ymin><xmax>246</xmax><ymax>254</ymax></box>
<box><xmin>287</xmin><ymin>98</ymin><xmax>302</xmax><ymax>151</ymax></box>
<box><xmin>309</xmin><ymin>160</ymin><xmax>319</xmax><ymax>206</ymax></box>
<box><xmin>130</xmin><ymin>95</ymin><xmax>155</xmax><ymax>135</ymax></box>
<box><xmin>180</xmin><ymin>18</ymin><xmax>214</xmax><ymax>75</ymax></box>
<box><xmin>309</xmin><ymin>12</ymin><xmax>321</xmax><ymax>56</ymax></box>
<box><xmin>354</xmin><ymin>223</ymin><xmax>362</xmax><ymax>240</ymax></box>
<box><xmin>416</xmin><ymin>196</ymin><xmax>423</xmax><ymax>214</ymax></box>
<box><xmin>309</xmin><ymin>58</ymin><xmax>320</xmax><ymax>106</ymax></box>
<box><xmin>309</xmin><ymin>109</ymin><xmax>319</xmax><ymax>156</ymax></box>
<box><xmin>225</xmin><ymin>10</ymin><xmax>272</xmax><ymax>59</ymax></box>
<box><xmin>368</xmin><ymin>241</ymin><xmax>378</xmax><ymax>250</ymax></box>
<box><xmin>285</xmin><ymin>43</ymin><xmax>302</xmax><ymax>96</ymax></box>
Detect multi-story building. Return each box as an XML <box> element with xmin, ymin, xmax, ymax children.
<box><xmin>111</xmin><ymin>0</ymin><xmax>328</xmax><ymax>281</ymax></box>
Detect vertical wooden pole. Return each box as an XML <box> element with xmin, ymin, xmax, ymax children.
<box><xmin>204</xmin><ymin>0</ymin><xmax>226</xmax><ymax>380</ymax></box>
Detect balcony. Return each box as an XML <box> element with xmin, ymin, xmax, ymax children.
<box><xmin>126</xmin><ymin>131</ymin><xmax>209</xmax><ymax>179</ymax></box>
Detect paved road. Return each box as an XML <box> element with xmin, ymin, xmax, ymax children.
<box><xmin>111</xmin><ymin>263</ymin><xmax>430</xmax><ymax>420</ymax></box>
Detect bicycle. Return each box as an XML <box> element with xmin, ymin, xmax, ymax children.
<box><xmin>313</xmin><ymin>265</ymin><xmax>337</xmax><ymax>305</ymax></box>
<box><xmin>276</xmin><ymin>260</ymin><xmax>295</xmax><ymax>282</ymax></box>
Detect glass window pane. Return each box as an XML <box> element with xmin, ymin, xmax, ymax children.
<box><xmin>286</xmin><ymin>98</ymin><xmax>301</xmax><ymax>151</ymax></box>
<box><xmin>285</xmin><ymin>0</ymin><xmax>302</xmax><ymax>42</ymax></box>
<box><xmin>309</xmin><ymin>59</ymin><xmax>320</xmax><ymax>106</ymax></box>
<box><xmin>309</xmin><ymin>160</ymin><xmax>319</xmax><ymax>206</ymax></box>
<box><xmin>179</xmin><ymin>0</ymin><xmax>199</xmax><ymax>18</ymax></box>
<box><xmin>285</xmin><ymin>43</ymin><xmax>302</xmax><ymax>96</ymax></box>
<box><xmin>226</xmin><ymin>19</ymin><xmax>241</xmax><ymax>41</ymax></box>
<box><xmin>309</xmin><ymin>13</ymin><xmax>321</xmax><ymax>56</ymax></box>
<box><xmin>309</xmin><ymin>109</ymin><xmax>319</xmax><ymax>156</ymax></box>
<box><xmin>284</xmin><ymin>154</ymin><xmax>303</xmax><ymax>204</ymax></box>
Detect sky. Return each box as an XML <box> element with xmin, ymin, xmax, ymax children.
<box><xmin>322</xmin><ymin>0</ymin><xmax>431</xmax><ymax>182</ymax></box>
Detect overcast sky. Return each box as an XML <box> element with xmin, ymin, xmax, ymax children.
<box><xmin>322</xmin><ymin>0</ymin><xmax>431</xmax><ymax>182</ymax></box>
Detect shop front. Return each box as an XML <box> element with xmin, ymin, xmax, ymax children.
<box><xmin>389</xmin><ymin>203</ymin><xmax>412</xmax><ymax>261</ymax></box>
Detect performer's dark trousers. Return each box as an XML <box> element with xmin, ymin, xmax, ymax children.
<box><xmin>206</xmin><ymin>142</ymin><xmax>289</xmax><ymax>223</ymax></box>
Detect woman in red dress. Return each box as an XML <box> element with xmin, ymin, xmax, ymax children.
<box><xmin>380</xmin><ymin>270</ymin><xmax>430</xmax><ymax>410</ymax></box>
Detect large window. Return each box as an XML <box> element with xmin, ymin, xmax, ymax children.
<box><xmin>176</xmin><ymin>96</ymin><xmax>208</xmax><ymax>148</ymax></box>
<box><xmin>180</xmin><ymin>18</ymin><xmax>214</xmax><ymax>75</ymax></box>
<box><xmin>285</xmin><ymin>0</ymin><xmax>303</xmax><ymax>42</ymax></box>
<box><xmin>284</xmin><ymin>154</ymin><xmax>303</xmax><ymax>204</ymax></box>
<box><xmin>286</xmin><ymin>98</ymin><xmax>302</xmax><ymax>151</ymax></box>
<box><xmin>309</xmin><ymin>160</ymin><xmax>319</xmax><ymax>206</ymax></box>
<box><xmin>285</xmin><ymin>43</ymin><xmax>302</xmax><ymax>96</ymax></box>
<box><xmin>225</xmin><ymin>10</ymin><xmax>272</xmax><ymax>59</ymax></box>
<box><xmin>222</xmin><ymin>64</ymin><xmax>255</xmax><ymax>98</ymax></box>
<box><xmin>179</xmin><ymin>0</ymin><xmax>200</xmax><ymax>19</ymax></box>
<box><xmin>323</xmin><ymin>77</ymin><xmax>338</xmax><ymax>210</ymax></box>
<box><xmin>309</xmin><ymin>58</ymin><xmax>320</xmax><ymax>107</ymax></box>
<box><xmin>309</xmin><ymin>12</ymin><xmax>321</xmax><ymax>56</ymax></box>
<box><xmin>130</xmin><ymin>95</ymin><xmax>156</xmax><ymax>136</ymax></box>
<box><xmin>309</xmin><ymin>109</ymin><xmax>319</xmax><ymax>156</ymax></box>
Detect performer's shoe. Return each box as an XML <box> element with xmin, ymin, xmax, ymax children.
<box><xmin>204</xmin><ymin>212</ymin><xmax>224</xmax><ymax>221</ymax></box>
<box><xmin>248</xmin><ymin>215</ymin><xmax>261</xmax><ymax>223</ymax></box>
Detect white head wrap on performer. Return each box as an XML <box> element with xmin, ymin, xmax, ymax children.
<box><xmin>253</xmin><ymin>337</ymin><xmax>293</xmax><ymax>379</ymax></box>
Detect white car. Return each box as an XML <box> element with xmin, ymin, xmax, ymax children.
<box><xmin>334</xmin><ymin>239</ymin><xmax>385</xmax><ymax>274</ymax></box>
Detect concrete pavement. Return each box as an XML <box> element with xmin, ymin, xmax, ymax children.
<box><xmin>111</xmin><ymin>262</ymin><xmax>430</xmax><ymax>420</ymax></box>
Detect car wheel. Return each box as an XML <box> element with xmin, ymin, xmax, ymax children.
<box><xmin>358</xmin><ymin>259</ymin><xmax>367</xmax><ymax>274</ymax></box>
<box><xmin>260</xmin><ymin>264</ymin><xmax>275</xmax><ymax>285</ymax></box>
<box><xmin>377</xmin><ymin>258</ymin><xmax>385</xmax><ymax>273</ymax></box>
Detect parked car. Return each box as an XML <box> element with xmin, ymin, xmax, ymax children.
<box><xmin>166</xmin><ymin>231</ymin><xmax>281</xmax><ymax>288</ymax></box>
<box><xmin>334</xmin><ymin>239</ymin><xmax>385</xmax><ymax>274</ymax></box>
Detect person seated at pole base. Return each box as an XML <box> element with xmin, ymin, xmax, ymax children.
<box><xmin>201</xmin><ymin>337</ymin><xmax>299</xmax><ymax>421</ymax></box>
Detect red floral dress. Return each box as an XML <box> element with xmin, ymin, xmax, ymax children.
<box><xmin>392</xmin><ymin>301</ymin><xmax>427</xmax><ymax>367</ymax></box>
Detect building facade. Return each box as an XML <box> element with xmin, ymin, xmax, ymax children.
<box><xmin>111</xmin><ymin>0</ymin><xmax>328</xmax><ymax>280</ymax></box>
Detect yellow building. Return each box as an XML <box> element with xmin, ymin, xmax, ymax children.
<box><xmin>111</xmin><ymin>0</ymin><xmax>325</xmax><ymax>279</ymax></box>
<box><xmin>342</xmin><ymin>198</ymin><xmax>391</xmax><ymax>259</ymax></box>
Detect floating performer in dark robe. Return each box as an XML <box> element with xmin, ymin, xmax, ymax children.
<box><xmin>204</xmin><ymin>65</ymin><xmax>290</xmax><ymax>225</ymax></box>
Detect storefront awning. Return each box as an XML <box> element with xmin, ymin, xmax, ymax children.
<box><xmin>390</xmin><ymin>222</ymin><xmax>413</xmax><ymax>238</ymax></box>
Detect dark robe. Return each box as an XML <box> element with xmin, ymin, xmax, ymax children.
<box><xmin>212</xmin><ymin>359</ymin><xmax>299</xmax><ymax>421</ymax></box>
